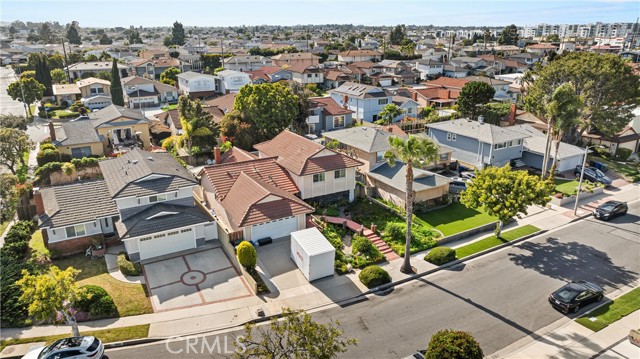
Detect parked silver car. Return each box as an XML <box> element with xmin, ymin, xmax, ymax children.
<box><xmin>22</xmin><ymin>336</ymin><xmax>104</xmax><ymax>359</ymax></box>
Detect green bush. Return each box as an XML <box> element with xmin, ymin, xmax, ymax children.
<box><xmin>352</xmin><ymin>235</ymin><xmax>384</xmax><ymax>262</ymax></box>
<box><xmin>382</xmin><ymin>222</ymin><xmax>438</xmax><ymax>256</ymax></box>
<box><xmin>426</xmin><ymin>329</ymin><xmax>483</xmax><ymax>359</ymax></box>
<box><xmin>39</xmin><ymin>143</ymin><xmax>56</xmax><ymax>151</ymax></box>
<box><xmin>117</xmin><ymin>252</ymin><xmax>141</xmax><ymax>276</ymax></box>
<box><xmin>57</xmin><ymin>111</ymin><xmax>80</xmax><ymax>119</ymax></box>
<box><xmin>614</xmin><ymin>148</ymin><xmax>632</xmax><ymax>161</ymax></box>
<box><xmin>384</xmin><ymin>222</ymin><xmax>406</xmax><ymax>241</ymax></box>
<box><xmin>36</xmin><ymin>148</ymin><xmax>60</xmax><ymax>167</ymax></box>
<box><xmin>237</xmin><ymin>241</ymin><xmax>257</xmax><ymax>269</ymax></box>
<box><xmin>424</xmin><ymin>247</ymin><xmax>457</xmax><ymax>265</ymax></box>
<box><xmin>76</xmin><ymin>285</ymin><xmax>117</xmax><ymax>317</ymax></box>
<box><xmin>322</xmin><ymin>225</ymin><xmax>345</xmax><ymax>250</ymax></box>
<box><xmin>358</xmin><ymin>265</ymin><xmax>391</xmax><ymax>288</ymax></box>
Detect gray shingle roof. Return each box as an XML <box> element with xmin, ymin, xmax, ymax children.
<box><xmin>99</xmin><ymin>149</ymin><xmax>197</xmax><ymax>198</ymax></box>
<box><xmin>115</xmin><ymin>203</ymin><xmax>211</xmax><ymax>239</ymax></box>
<box><xmin>177</xmin><ymin>71</ymin><xmax>216</xmax><ymax>81</ymax></box>
<box><xmin>428</xmin><ymin>119</ymin><xmax>529</xmax><ymax>144</ymax></box>
<box><xmin>39</xmin><ymin>180</ymin><xmax>119</xmax><ymax>228</ymax></box>
<box><xmin>89</xmin><ymin>105</ymin><xmax>149</xmax><ymax>128</ymax></box>
<box><xmin>324</xmin><ymin>126</ymin><xmax>405</xmax><ymax>153</ymax></box>
<box><xmin>330</xmin><ymin>82</ymin><xmax>388</xmax><ymax>99</ymax></box>
<box><xmin>53</xmin><ymin>121</ymin><xmax>101</xmax><ymax>146</ymax></box>
<box><xmin>368</xmin><ymin>163</ymin><xmax>451</xmax><ymax>192</ymax></box>
<box><xmin>511</xmin><ymin>124</ymin><xmax>586</xmax><ymax>159</ymax></box>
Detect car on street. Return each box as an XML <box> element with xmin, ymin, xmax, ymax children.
<box><xmin>548</xmin><ymin>280</ymin><xmax>604</xmax><ymax>314</ymax></box>
<box><xmin>593</xmin><ymin>201</ymin><xmax>628</xmax><ymax>221</ymax></box>
<box><xmin>459</xmin><ymin>171</ymin><xmax>476</xmax><ymax>180</ymax></box>
<box><xmin>402</xmin><ymin>350</ymin><xmax>426</xmax><ymax>359</ymax></box>
<box><xmin>574</xmin><ymin>165</ymin><xmax>612</xmax><ymax>186</ymax></box>
<box><xmin>448</xmin><ymin>177</ymin><xmax>470</xmax><ymax>194</ymax></box>
<box><xmin>21</xmin><ymin>336</ymin><xmax>104</xmax><ymax>359</ymax></box>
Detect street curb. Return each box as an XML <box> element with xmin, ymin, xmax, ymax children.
<box><xmin>104</xmin><ymin>337</ymin><xmax>166</xmax><ymax>349</ymax></box>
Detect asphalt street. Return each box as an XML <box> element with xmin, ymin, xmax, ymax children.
<box><xmin>106</xmin><ymin>201</ymin><xmax>640</xmax><ymax>359</ymax></box>
<box><xmin>0</xmin><ymin>66</ymin><xmax>27</xmax><ymax>117</ymax></box>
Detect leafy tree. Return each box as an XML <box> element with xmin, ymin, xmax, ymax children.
<box><xmin>128</xmin><ymin>31</ymin><xmax>143</xmax><ymax>44</ymax></box>
<box><xmin>0</xmin><ymin>128</ymin><xmax>31</xmax><ymax>175</ymax></box>
<box><xmin>17</xmin><ymin>266</ymin><xmax>85</xmax><ymax>337</ymax></box>
<box><xmin>426</xmin><ymin>329</ymin><xmax>483</xmax><ymax>359</ymax></box>
<box><xmin>377</xmin><ymin>103</ymin><xmax>404</xmax><ymax>125</ymax></box>
<box><xmin>389</xmin><ymin>24</ymin><xmax>407</xmax><ymax>45</ymax></box>
<box><xmin>287</xmin><ymin>82</ymin><xmax>311</xmax><ymax>135</ymax></box>
<box><xmin>85</xmin><ymin>54</ymin><xmax>99</xmax><ymax>62</ymax></box>
<box><xmin>20</xmin><ymin>70</ymin><xmax>35</xmax><ymax>79</ymax></box>
<box><xmin>62</xmin><ymin>162</ymin><xmax>76</xmax><ymax>181</ymax></box>
<box><xmin>98</xmin><ymin>51</ymin><xmax>112</xmax><ymax>61</ymax></box>
<box><xmin>460</xmin><ymin>165</ymin><xmax>553</xmax><ymax>237</ymax></box>
<box><xmin>163</xmin><ymin>96</ymin><xmax>218</xmax><ymax>163</ymax></box>
<box><xmin>99</xmin><ymin>33</ymin><xmax>112</xmax><ymax>45</ymax></box>
<box><xmin>163</xmin><ymin>35</ymin><xmax>173</xmax><ymax>47</ymax></box>
<box><xmin>498</xmin><ymin>24</ymin><xmax>519</xmax><ymax>45</ymax></box>
<box><xmin>457</xmin><ymin>81</ymin><xmax>495</xmax><ymax>120</ymax></box>
<box><xmin>171</xmin><ymin>21</ymin><xmax>186</xmax><ymax>46</ymax></box>
<box><xmin>524</xmin><ymin>52</ymin><xmax>639</xmax><ymax>143</ymax></box>
<box><xmin>95</xmin><ymin>71</ymin><xmax>112</xmax><ymax>82</ymax></box>
<box><xmin>234</xmin><ymin>307</ymin><xmax>357</xmax><ymax>358</ymax></box>
<box><xmin>233</xmin><ymin>82</ymin><xmax>299</xmax><ymax>144</ymax></box>
<box><xmin>384</xmin><ymin>136</ymin><xmax>439</xmax><ymax>273</ymax></box>
<box><xmin>39</xmin><ymin>23</ymin><xmax>54</xmax><ymax>44</ymax></box>
<box><xmin>7</xmin><ymin>77</ymin><xmax>46</xmax><ymax>117</ymax></box>
<box><xmin>160</xmin><ymin>67</ymin><xmax>181</xmax><ymax>87</ymax></box>
<box><xmin>110</xmin><ymin>59</ymin><xmax>124</xmax><ymax>106</ymax></box>
<box><xmin>0</xmin><ymin>114</ymin><xmax>28</xmax><ymax>130</ymax></box>
<box><xmin>545</xmin><ymin>84</ymin><xmax>583</xmax><ymax>177</ymax></box>
<box><xmin>546</xmin><ymin>34</ymin><xmax>560</xmax><ymax>42</ymax></box>
<box><xmin>51</xmin><ymin>68</ymin><xmax>67</xmax><ymax>84</ymax></box>
<box><xmin>66</xmin><ymin>21</ymin><xmax>81</xmax><ymax>45</ymax></box>
<box><xmin>67</xmin><ymin>52</ymin><xmax>84</xmax><ymax>65</ymax></box>
<box><xmin>48</xmin><ymin>53</ymin><xmax>65</xmax><ymax>69</ymax></box>
<box><xmin>220</xmin><ymin>110</ymin><xmax>256</xmax><ymax>151</ymax></box>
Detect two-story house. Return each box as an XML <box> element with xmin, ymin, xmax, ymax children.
<box><xmin>121</xmin><ymin>76</ymin><xmax>179</xmax><ymax>109</ymax></box>
<box><xmin>35</xmin><ymin>149</ymin><xmax>217</xmax><ymax>261</ymax></box>
<box><xmin>287</xmin><ymin>64</ymin><xmax>324</xmax><ymax>86</ymax></box>
<box><xmin>412</xmin><ymin>59</ymin><xmax>444</xmax><ymax>80</ymax></box>
<box><xmin>376</xmin><ymin>60</ymin><xmax>420</xmax><ymax>85</ymax></box>
<box><xmin>224</xmin><ymin>55</ymin><xmax>271</xmax><ymax>71</ymax></box>
<box><xmin>337</xmin><ymin>50</ymin><xmax>383</xmax><ymax>63</ymax></box>
<box><xmin>323</xmin><ymin>126</ymin><xmax>451</xmax><ymax>208</ymax></box>
<box><xmin>52</xmin><ymin>77</ymin><xmax>112</xmax><ymax>108</ymax></box>
<box><xmin>254</xmin><ymin>131</ymin><xmax>362</xmax><ymax>203</ymax></box>
<box><xmin>246</xmin><ymin>66</ymin><xmax>293</xmax><ymax>84</ymax></box>
<box><xmin>130</xmin><ymin>58</ymin><xmax>190</xmax><ymax>80</ymax></box>
<box><xmin>216</xmin><ymin>70</ymin><xmax>251</xmax><ymax>94</ymax></box>
<box><xmin>176</xmin><ymin>71</ymin><xmax>217</xmax><ymax>99</ymax></box>
<box><xmin>322</xmin><ymin>70</ymin><xmax>354</xmax><ymax>89</ymax></box>
<box><xmin>306</xmin><ymin>97</ymin><xmax>354</xmax><ymax>136</ymax></box>
<box><xmin>65</xmin><ymin>61</ymin><xmax>129</xmax><ymax>81</ymax></box>
<box><xmin>329</xmin><ymin>82</ymin><xmax>393</xmax><ymax>123</ymax></box>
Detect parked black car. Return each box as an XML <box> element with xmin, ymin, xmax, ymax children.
<box><xmin>574</xmin><ymin>165</ymin><xmax>612</xmax><ymax>186</ymax></box>
<box><xmin>549</xmin><ymin>281</ymin><xmax>604</xmax><ymax>314</ymax></box>
<box><xmin>593</xmin><ymin>201</ymin><xmax>628</xmax><ymax>221</ymax></box>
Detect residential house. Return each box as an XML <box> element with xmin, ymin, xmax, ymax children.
<box><xmin>121</xmin><ymin>76</ymin><xmax>179</xmax><ymax>109</ymax></box>
<box><xmin>52</xmin><ymin>84</ymin><xmax>82</xmax><ymax>106</ymax></box>
<box><xmin>329</xmin><ymin>82</ymin><xmax>394</xmax><ymax>123</ymax></box>
<box><xmin>322</xmin><ymin>69</ymin><xmax>354</xmax><ymax>89</ymax></box>
<box><xmin>130</xmin><ymin>57</ymin><xmax>189</xmax><ymax>80</ymax></box>
<box><xmin>48</xmin><ymin>121</ymin><xmax>104</xmax><ymax>159</ymax></box>
<box><xmin>526</xmin><ymin>43</ymin><xmax>558</xmax><ymax>56</ymax></box>
<box><xmin>76</xmin><ymin>77</ymin><xmax>111</xmax><ymax>98</ymax></box>
<box><xmin>464</xmin><ymin>76</ymin><xmax>514</xmax><ymax>101</ymax></box>
<box><xmin>224</xmin><ymin>55</ymin><xmax>271</xmax><ymax>71</ymax></box>
<box><xmin>216</xmin><ymin>70</ymin><xmax>251</xmax><ymax>94</ymax></box>
<box><xmin>176</xmin><ymin>71</ymin><xmax>217</xmax><ymax>99</ymax></box>
<box><xmin>376</xmin><ymin>60</ymin><xmax>420</xmax><ymax>85</ymax></box>
<box><xmin>307</xmin><ymin>97</ymin><xmax>354</xmax><ymax>136</ymax></box>
<box><xmin>254</xmin><ymin>130</ymin><xmax>362</xmax><ymax>203</ymax></box>
<box><xmin>509</xmin><ymin>52</ymin><xmax>542</xmax><ymax>66</ymax></box>
<box><xmin>271</xmin><ymin>52</ymin><xmax>320</xmax><ymax>67</ymax></box>
<box><xmin>245</xmin><ymin>66</ymin><xmax>293</xmax><ymax>84</ymax></box>
<box><xmin>449</xmin><ymin>56</ymin><xmax>487</xmax><ymax>69</ymax></box>
<box><xmin>155</xmin><ymin>109</ymin><xmax>182</xmax><ymax>136</ymax></box>
<box><xmin>412</xmin><ymin>59</ymin><xmax>444</xmax><ymax>80</ymax></box>
<box><xmin>138</xmin><ymin>49</ymin><xmax>169</xmax><ymax>60</ymax></box>
<box><xmin>493</xmin><ymin>45</ymin><xmax>521</xmax><ymax>56</ymax></box>
<box><xmin>337</xmin><ymin>50</ymin><xmax>383</xmax><ymax>63</ymax></box>
<box><xmin>199</xmin><ymin>157</ymin><xmax>314</xmax><ymax>242</ymax></box>
<box><xmin>412</xmin><ymin>87</ymin><xmax>459</xmax><ymax>109</ymax></box>
<box><xmin>443</xmin><ymin>64</ymin><xmax>469</xmax><ymax>78</ymax></box>
<box><xmin>65</xmin><ymin>61</ymin><xmax>128</xmax><ymax>81</ymax></box>
<box><xmin>511</xmin><ymin>124</ymin><xmax>587</xmax><ymax>172</ymax></box>
<box><xmin>323</xmin><ymin>126</ymin><xmax>452</xmax><ymax>208</ymax></box>
<box><xmin>287</xmin><ymin>64</ymin><xmax>324</xmax><ymax>86</ymax></box>
<box><xmin>89</xmin><ymin>105</ymin><xmax>152</xmax><ymax>152</ymax></box>
<box><xmin>391</xmin><ymin>95</ymin><xmax>419</xmax><ymax>121</ymax></box>
<box><xmin>582</xmin><ymin>126</ymin><xmax>640</xmax><ymax>155</ymax></box>
<box><xmin>204</xmin><ymin>93</ymin><xmax>237</xmax><ymax>123</ymax></box>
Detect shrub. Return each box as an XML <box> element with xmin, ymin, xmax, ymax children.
<box><xmin>322</xmin><ymin>225</ymin><xmax>345</xmax><ymax>250</ymax></box>
<box><xmin>358</xmin><ymin>265</ymin><xmax>391</xmax><ymax>288</ymax></box>
<box><xmin>424</xmin><ymin>247</ymin><xmax>457</xmax><ymax>265</ymax></box>
<box><xmin>57</xmin><ymin>111</ymin><xmax>80</xmax><ymax>119</ymax></box>
<box><xmin>1</xmin><ymin>241</ymin><xmax>29</xmax><ymax>259</ymax></box>
<box><xmin>426</xmin><ymin>329</ymin><xmax>483</xmax><ymax>359</ymax></box>
<box><xmin>384</xmin><ymin>222</ymin><xmax>406</xmax><ymax>242</ymax></box>
<box><xmin>39</xmin><ymin>143</ymin><xmax>57</xmax><ymax>151</ymax></box>
<box><xmin>36</xmin><ymin>148</ymin><xmax>60</xmax><ymax>167</ymax></box>
<box><xmin>614</xmin><ymin>148</ymin><xmax>632</xmax><ymax>161</ymax></box>
<box><xmin>237</xmin><ymin>241</ymin><xmax>257</xmax><ymax>269</ymax></box>
<box><xmin>117</xmin><ymin>252</ymin><xmax>141</xmax><ymax>276</ymax></box>
<box><xmin>75</xmin><ymin>285</ymin><xmax>117</xmax><ymax>317</ymax></box>
<box><xmin>352</xmin><ymin>235</ymin><xmax>384</xmax><ymax>263</ymax></box>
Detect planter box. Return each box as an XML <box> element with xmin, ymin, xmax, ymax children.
<box><xmin>550</xmin><ymin>186</ymin><xmax>604</xmax><ymax>206</ymax></box>
<box><xmin>239</xmin><ymin>266</ymin><xmax>259</xmax><ymax>295</ymax></box>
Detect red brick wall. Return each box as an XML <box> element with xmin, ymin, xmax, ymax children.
<box><xmin>45</xmin><ymin>231</ymin><xmax>105</xmax><ymax>257</ymax></box>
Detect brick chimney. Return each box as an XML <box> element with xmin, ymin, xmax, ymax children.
<box><xmin>48</xmin><ymin>122</ymin><xmax>56</xmax><ymax>142</ymax></box>
<box><xmin>508</xmin><ymin>103</ymin><xmax>517</xmax><ymax>126</ymax></box>
<box><xmin>411</xmin><ymin>91</ymin><xmax>418</xmax><ymax>102</ymax></box>
<box><xmin>34</xmin><ymin>187</ymin><xmax>45</xmax><ymax>216</ymax></box>
<box><xmin>342</xmin><ymin>94</ymin><xmax>348</xmax><ymax>109</ymax></box>
<box><xmin>214</xmin><ymin>146</ymin><xmax>221</xmax><ymax>164</ymax></box>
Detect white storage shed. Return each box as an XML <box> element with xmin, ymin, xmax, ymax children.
<box><xmin>290</xmin><ymin>227</ymin><xmax>335</xmax><ymax>281</ymax></box>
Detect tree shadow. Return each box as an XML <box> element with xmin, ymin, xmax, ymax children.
<box><xmin>507</xmin><ymin>237</ymin><xmax>638</xmax><ymax>290</ymax></box>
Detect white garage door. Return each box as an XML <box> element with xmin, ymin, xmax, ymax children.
<box><xmin>558</xmin><ymin>155</ymin><xmax>584</xmax><ymax>172</ymax></box>
<box><xmin>251</xmin><ymin>216</ymin><xmax>298</xmax><ymax>241</ymax></box>
<box><xmin>139</xmin><ymin>228</ymin><xmax>196</xmax><ymax>261</ymax></box>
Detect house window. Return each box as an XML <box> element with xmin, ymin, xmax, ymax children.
<box><xmin>180</xmin><ymin>228</ymin><xmax>192</xmax><ymax>233</ymax></box>
<box><xmin>447</xmin><ymin>132</ymin><xmax>456</xmax><ymax>141</ymax></box>
<box><xmin>378</xmin><ymin>98</ymin><xmax>389</xmax><ymax>105</ymax></box>
<box><xmin>313</xmin><ymin>173</ymin><xmax>325</xmax><ymax>183</ymax></box>
<box><xmin>308</xmin><ymin>123</ymin><xmax>316</xmax><ymax>134</ymax></box>
<box><xmin>494</xmin><ymin>142</ymin><xmax>507</xmax><ymax>150</ymax></box>
<box><xmin>407</xmin><ymin>107</ymin><xmax>413</xmax><ymax>114</ymax></box>
<box><xmin>333</xmin><ymin>116</ymin><xmax>345</xmax><ymax>128</ymax></box>
<box><xmin>90</xmin><ymin>87</ymin><xmax>104</xmax><ymax>95</ymax></box>
<box><xmin>149</xmin><ymin>193</ymin><xmax>168</xmax><ymax>203</ymax></box>
<box><xmin>439</xmin><ymin>153</ymin><xmax>449</xmax><ymax>162</ymax></box>
<box><xmin>334</xmin><ymin>169</ymin><xmax>346</xmax><ymax>179</ymax></box>
<box><xmin>512</xmin><ymin>139</ymin><xmax>522</xmax><ymax>146</ymax></box>
<box><xmin>140</xmin><ymin>236</ymin><xmax>152</xmax><ymax>241</ymax></box>
<box><xmin>71</xmin><ymin>146</ymin><xmax>92</xmax><ymax>159</ymax></box>
<box><xmin>307</xmin><ymin>74</ymin><xmax>312</xmax><ymax>78</ymax></box>
<box><xmin>376</xmin><ymin>151</ymin><xmax>386</xmax><ymax>163</ymax></box>
<box><xmin>65</xmin><ymin>224</ymin><xmax>86</xmax><ymax>238</ymax></box>
<box><xmin>154</xmin><ymin>233</ymin><xmax>166</xmax><ymax>238</ymax></box>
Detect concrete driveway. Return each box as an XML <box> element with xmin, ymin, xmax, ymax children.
<box><xmin>143</xmin><ymin>246</ymin><xmax>252</xmax><ymax>312</ymax></box>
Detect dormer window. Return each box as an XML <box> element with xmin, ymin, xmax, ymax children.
<box><xmin>149</xmin><ymin>193</ymin><xmax>168</xmax><ymax>203</ymax></box>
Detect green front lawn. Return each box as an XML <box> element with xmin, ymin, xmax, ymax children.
<box><xmin>554</xmin><ymin>178</ymin><xmax>580</xmax><ymax>196</ymax></box>
<box><xmin>0</xmin><ymin>324</ymin><xmax>149</xmax><ymax>352</ymax></box>
<box><xmin>588</xmin><ymin>155</ymin><xmax>640</xmax><ymax>183</ymax></box>
<box><xmin>455</xmin><ymin>225</ymin><xmax>540</xmax><ymax>259</ymax></box>
<box><xmin>162</xmin><ymin>103</ymin><xmax>178</xmax><ymax>111</ymax></box>
<box><xmin>415</xmin><ymin>202</ymin><xmax>497</xmax><ymax>236</ymax></box>
<box><xmin>575</xmin><ymin>287</ymin><xmax>640</xmax><ymax>332</ymax></box>
<box><xmin>16</xmin><ymin>150</ymin><xmax>30</xmax><ymax>182</ymax></box>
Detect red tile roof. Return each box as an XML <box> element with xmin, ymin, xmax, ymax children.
<box><xmin>220</xmin><ymin>147</ymin><xmax>258</xmax><ymax>164</ymax></box>
<box><xmin>205</xmin><ymin>93</ymin><xmax>236</xmax><ymax>112</ymax></box>
<box><xmin>310</xmin><ymin>97</ymin><xmax>353</xmax><ymax>116</ymax></box>
<box><xmin>423</xmin><ymin>77</ymin><xmax>470</xmax><ymax>89</ymax></box>
<box><xmin>414</xmin><ymin>87</ymin><xmax>460</xmax><ymax>100</ymax></box>
<box><xmin>253</xmin><ymin>131</ymin><xmax>362</xmax><ymax>176</ymax></box>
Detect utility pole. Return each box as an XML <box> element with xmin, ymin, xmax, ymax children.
<box><xmin>61</xmin><ymin>38</ymin><xmax>72</xmax><ymax>83</ymax></box>
<box><xmin>14</xmin><ymin>69</ymin><xmax>29</xmax><ymax>117</ymax></box>
<box><xmin>573</xmin><ymin>146</ymin><xmax>591</xmax><ymax>216</ymax></box>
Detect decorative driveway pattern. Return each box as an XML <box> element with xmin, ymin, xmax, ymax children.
<box><xmin>143</xmin><ymin>247</ymin><xmax>253</xmax><ymax>312</ymax></box>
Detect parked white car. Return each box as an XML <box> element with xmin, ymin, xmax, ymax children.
<box><xmin>22</xmin><ymin>336</ymin><xmax>104</xmax><ymax>359</ymax></box>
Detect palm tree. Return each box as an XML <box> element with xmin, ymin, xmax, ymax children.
<box><xmin>384</xmin><ymin>135</ymin><xmax>440</xmax><ymax>274</ymax></box>
<box><xmin>378</xmin><ymin>104</ymin><xmax>404</xmax><ymax>125</ymax></box>
<box><xmin>547</xmin><ymin>84</ymin><xmax>583</xmax><ymax>175</ymax></box>
<box><xmin>61</xmin><ymin>162</ymin><xmax>75</xmax><ymax>182</ymax></box>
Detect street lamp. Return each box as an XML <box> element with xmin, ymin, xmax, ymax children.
<box><xmin>573</xmin><ymin>146</ymin><xmax>592</xmax><ymax>216</ymax></box>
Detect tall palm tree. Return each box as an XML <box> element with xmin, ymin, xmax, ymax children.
<box><xmin>384</xmin><ymin>135</ymin><xmax>440</xmax><ymax>274</ymax></box>
<box><xmin>378</xmin><ymin>104</ymin><xmax>404</xmax><ymax>125</ymax></box>
<box><xmin>547</xmin><ymin>84</ymin><xmax>583</xmax><ymax>175</ymax></box>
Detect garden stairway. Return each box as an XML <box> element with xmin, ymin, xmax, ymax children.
<box><xmin>320</xmin><ymin>216</ymin><xmax>400</xmax><ymax>262</ymax></box>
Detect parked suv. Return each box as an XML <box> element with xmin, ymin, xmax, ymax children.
<box><xmin>574</xmin><ymin>166</ymin><xmax>612</xmax><ymax>186</ymax></box>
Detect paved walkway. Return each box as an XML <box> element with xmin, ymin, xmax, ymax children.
<box><xmin>104</xmin><ymin>245</ymin><xmax>145</xmax><ymax>285</ymax></box>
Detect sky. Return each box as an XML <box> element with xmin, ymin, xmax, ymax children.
<box><xmin>1</xmin><ymin>0</ymin><xmax>638</xmax><ymax>28</ymax></box>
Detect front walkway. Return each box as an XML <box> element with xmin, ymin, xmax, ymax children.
<box><xmin>322</xmin><ymin>215</ymin><xmax>400</xmax><ymax>261</ymax></box>
<box><xmin>104</xmin><ymin>245</ymin><xmax>144</xmax><ymax>285</ymax></box>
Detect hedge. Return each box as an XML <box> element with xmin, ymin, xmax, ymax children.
<box><xmin>117</xmin><ymin>252</ymin><xmax>141</xmax><ymax>276</ymax></box>
<box><xmin>424</xmin><ymin>247</ymin><xmax>457</xmax><ymax>265</ymax></box>
<box><xmin>237</xmin><ymin>241</ymin><xmax>257</xmax><ymax>269</ymax></box>
<box><xmin>358</xmin><ymin>265</ymin><xmax>391</xmax><ymax>288</ymax></box>
<box><xmin>75</xmin><ymin>285</ymin><xmax>117</xmax><ymax>318</ymax></box>
<box><xmin>36</xmin><ymin>148</ymin><xmax>60</xmax><ymax>167</ymax></box>
<box><xmin>0</xmin><ymin>221</ymin><xmax>35</xmax><ymax>327</ymax></box>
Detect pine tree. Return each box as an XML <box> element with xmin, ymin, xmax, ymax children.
<box><xmin>171</xmin><ymin>21</ymin><xmax>186</xmax><ymax>46</ymax></box>
<box><xmin>35</xmin><ymin>54</ymin><xmax>53</xmax><ymax>97</ymax></box>
<box><xmin>66</xmin><ymin>21</ymin><xmax>81</xmax><ymax>45</ymax></box>
<box><xmin>110</xmin><ymin>59</ymin><xmax>124</xmax><ymax>106</ymax></box>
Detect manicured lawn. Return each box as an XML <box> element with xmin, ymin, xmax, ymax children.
<box><xmin>16</xmin><ymin>150</ymin><xmax>30</xmax><ymax>182</ymax></box>
<box><xmin>575</xmin><ymin>287</ymin><xmax>640</xmax><ymax>332</ymax></box>
<box><xmin>416</xmin><ymin>202</ymin><xmax>497</xmax><ymax>236</ymax></box>
<box><xmin>29</xmin><ymin>230</ymin><xmax>49</xmax><ymax>258</ymax></box>
<box><xmin>454</xmin><ymin>225</ymin><xmax>540</xmax><ymax>259</ymax></box>
<box><xmin>555</xmin><ymin>178</ymin><xmax>579</xmax><ymax>196</ymax></box>
<box><xmin>0</xmin><ymin>219</ymin><xmax>12</xmax><ymax>238</ymax></box>
<box><xmin>588</xmin><ymin>155</ymin><xmax>640</xmax><ymax>183</ymax></box>
<box><xmin>162</xmin><ymin>103</ymin><xmax>179</xmax><ymax>111</ymax></box>
<box><xmin>0</xmin><ymin>324</ymin><xmax>149</xmax><ymax>352</ymax></box>
<box><xmin>52</xmin><ymin>255</ymin><xmax>153</xmax><ymax>317</ymax></box>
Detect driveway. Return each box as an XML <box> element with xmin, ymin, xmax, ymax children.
<box><xmin>143</xmin><ymin>246</ymin><xmax>253</xmax><ymax>312</ymax></box>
